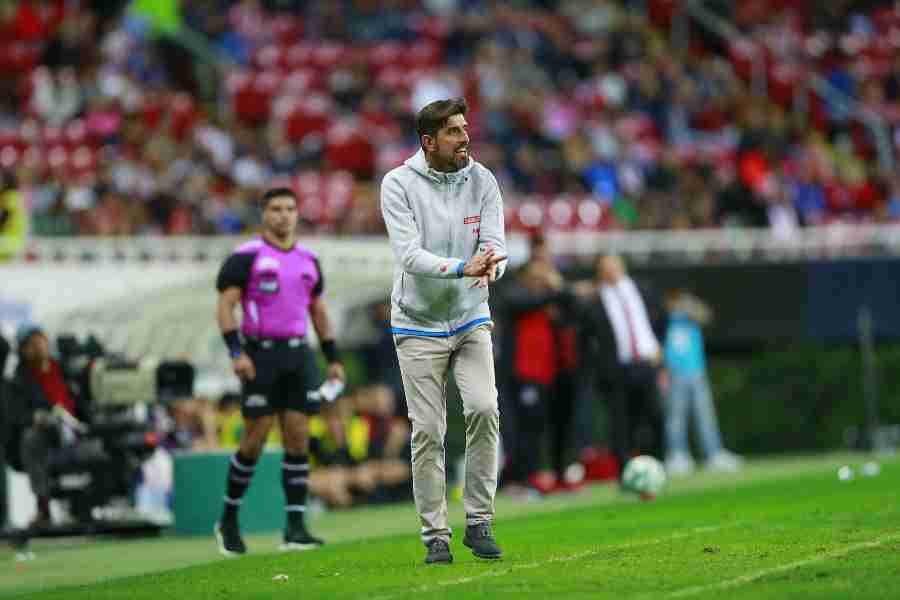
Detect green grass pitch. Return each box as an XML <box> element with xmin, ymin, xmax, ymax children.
<box><xmin>4</xmin><ymin>453</ymin><xmax>898</xmax><ymax>599</ymax></box>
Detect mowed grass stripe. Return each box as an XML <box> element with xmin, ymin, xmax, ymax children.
<box><xmin>664</xmin><ymin>532</ymin><xmax>900</xmax><ymax>599</ymax></box>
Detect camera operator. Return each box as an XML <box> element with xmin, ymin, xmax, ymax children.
<box><xmin>7</xmin><ymin>323</ymin><xmax>108</xmax><ymax>527</ymax></box>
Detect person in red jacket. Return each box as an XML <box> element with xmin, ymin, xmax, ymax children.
<box><xmin>498</xmin><ymin>258</ymin><xmax>571</xmax><ymax>493</ymax></box>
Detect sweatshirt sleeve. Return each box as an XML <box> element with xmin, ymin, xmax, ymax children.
<box><xmin>381</xmin><ymin>172</ymin><xmax>466</xmax><ymax>279</ymax></box>
<box><xmin>478</xmin><ymin>171</ymin><xmax>508</xmax><ymax>280</ymax></box>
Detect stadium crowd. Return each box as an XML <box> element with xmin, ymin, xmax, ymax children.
<box><xmin>1</xmin><ymin>0</ymin><xmax>899</xmax><ymax>247</ymax></box>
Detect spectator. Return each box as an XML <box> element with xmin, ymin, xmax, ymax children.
<box><xmin>662</xmin><ymin>289</ymin><xmax>743</xmax><ymax>475</ymax></box>
<box><xmin>0</xmin><ymin>172</ymin><xmax>27</xmax><ymax>260</ymax></box>
<box><xmin>163</xmin><ymin>397</ymin><xmax>219</xmax><ymax>451</ymax></box>
<box><xmin>308</xmin><ymin>393</ymin><xmax>410</xmax><ymax>509</ymax></box>
<box><xmin>32</xmin><ymin>67</ymin><xmax>82</xmax><ymax>126</ymax></box>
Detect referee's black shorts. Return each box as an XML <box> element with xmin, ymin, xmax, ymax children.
<box><xmin>240</xmin><ymin>338</ymin><xmax>322</xmax><ymax>418</ymax></box>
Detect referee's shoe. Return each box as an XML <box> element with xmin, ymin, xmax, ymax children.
<box><xmin>215</xmin><ymin>520</ymin><xmax>246</xmax><ymax>557</ymax></box>
<box><xmin>463</xmin><ymin>523</ymin><xmax>503</xmax><ymax>559</ymax></box>
<box><xmin>279</xmin><ymin>522</ymin><xmax>325</xmax><ymax>551</ymax></box>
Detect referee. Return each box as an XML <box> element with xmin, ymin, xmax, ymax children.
<box><xmin>214</xmin><ymin>187</ymin><xmax>345</xmax><ymax>556</ymax></box>
<box><xmin>381</xmin><ymin>98</ymin><xmax>508</xmax><ymax>564</ymax></box>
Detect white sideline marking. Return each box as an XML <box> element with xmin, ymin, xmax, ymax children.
<box><xmin>665</xmin><ymin>532</ymin><xmax>900</xmax><ymax>598</ymax></box>
<box><xmin>371</xmin><ymin>523</ymin><xmax>740</xmax><ymax>600</ymax></box>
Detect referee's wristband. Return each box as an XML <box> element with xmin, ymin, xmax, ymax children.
<box><xmin>222</xmin><ymin>330</ymin><xmax>243</xmax><ymax>359</ymax></box>
<box><xmin>456</xmin><ymin>261</ymin><xmax>466</xmax><ymax>278</ymax></box>
<box><xmin>321</xmin><ymin>339</ymin><xmax>340</xmax><ymax>364</ymax></box>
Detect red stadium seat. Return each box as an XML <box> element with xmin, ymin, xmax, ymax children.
<box><xmin>253</xmin><ymin>44</ymin><xmax>283</xmax><ymax>71</ymax></box>
<box><xmin>46</xmin><ymin>145</ymin><xmax>68</xmax><ymax>173</ymax></box>
<box><xmin>547</xmin><ymin>197</ymin><xmax>577</xmax><ymax>231</ymax></box>
<box><xmin>64</xmin><ymin>119</ymin><xmax>88</xmax><ymax>148</ymax></box>
<box><xmin>233</xmin><ymin>74</ymin><xmax>277</xmax><ymax>125</ymax></box>
<box><xmin>577</xmin><ymin>199</ymin><xmax>605</xmax><ymax>230</ymax></box>
<box><xmin>269</xmin><ymin>14</ymin><xmax>303</xmax><ymax>44</ymax></box>
<box><xmin>403</xmin><ymin>40</ymin><xmax>443</xmax><ymax>69</ymax></box>
<box><xmin>41</xmin><ymin>124</ymin><xmax>63</xmax><ymax>147</ymax></box>
<box><xmin>21</xmin><ymin>145</ymin><xmax>45</xmax><ymax>174</ymax></box>
<box><xmin>768</xmin><ymin>63</ymin><xmax>806</xmax><ymax>108</ymax></box>
<box><xmin>284</xmin><ymin>43</ymin><xmax>315</xmax><ymax>69</ymax></box>
<box><xmin>283</xmin><ymin>68</ymin><xmax>317</xmax><ymax>94</ymax></box>
<box><xmin>68</xmin><ymin>145</ymin><xmax>97</xmax><ymax>175</ymax></box>
<box><xmin>369</xmin><ymin>42</ymin><xmax>404</xmax><ymax>71</ymax></box>
<box><xmin>517</xmin><ymin>200</ymin><xmax>545</xmax><ymax>231</ymax></box>
<box><xmin>325</xmin><ymin>122</ymin><xmax>375</xmax><ymax>178</ymax></box>
<box><xmin>284</xmin><ymin>95</ymin><xmax>332</xmax><ymax>143</ymax></box>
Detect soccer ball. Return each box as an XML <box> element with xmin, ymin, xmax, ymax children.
<box><xmin>622</xmin><ymin>455</ymin><xmax>667</xmax><ymax>499</ymax></box>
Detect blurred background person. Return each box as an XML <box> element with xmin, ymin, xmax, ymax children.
<box><xmin>308</xmin><ymin>391</ymin><xmax>410</xmax><ymax>509</ymax></box>
<box><xmin>578</xmin><ymin>255</ymin><xmax>667</xmax><ymax>477</ymax></box>
<box><xmin>162</xmin><ymin>396</ymin><xmax>219</xmax><ymax>452</ymax></box>
<box><xmin>498</xmin><ymin>252</ymin><xmax>570</xmax><ymax>495</ymax></box>
<box><xmin>663</xmin><ymin>289</ymin><xmax>743</xmax><ymax>476</ymax></box>
<box><xmin>359</xmin><ymin>299</ymin><xmax>409</xmax><ymax>437</ymax></box>
<box><xmin>527</xmin><ymin>234</ymin><xmax>584</xmax><ymax>492</ymax></box>
<box><xmin>6</xmin><ymin>323</ymin><xmax>110</xmax><ymax>527</ymax></box>
<box><xmin>0</xmin><ymin>172</ymin><xmax>27</xmax><ymax>261</ymax></box>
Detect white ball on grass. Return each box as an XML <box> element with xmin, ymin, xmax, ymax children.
<box><xmin>622</xmin><ymin>455</ymin><xmax>667</xmax><ymax>499</ymax></box>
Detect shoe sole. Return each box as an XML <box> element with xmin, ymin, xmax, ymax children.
<box><xmin>463</xmin><ymin>539</ymin><xmax>502</xmax><ymax>559</ymax></box>
<box><xmin>424</xmin><ymin>556</ymin><xmax>453</xmax><ymax>564</ymax></box>
<box><xmin>279</xmin><ymin>542</ymin><xmax>322</xmax><ymax>551</ymax></box>
<box><xmin>214</xmin><ymin>523</ymin><xmax>244</xmax><ymax>558</ymax></box>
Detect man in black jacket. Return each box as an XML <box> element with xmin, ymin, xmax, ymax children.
<box><xmin>7</xmin><ymin>323</ymin><xmax>106</xmax><ymax>526</ymax></box>
<box><xmin>577</xmin><ymin>255</ymin><xmax>668</xmax><ymax>476</ymax></box>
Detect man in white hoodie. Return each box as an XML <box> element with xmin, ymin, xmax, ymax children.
<box><xmin>381</xmin><ymin>98</ymin><xmax>507</xmax><ymax>565</ymax></box>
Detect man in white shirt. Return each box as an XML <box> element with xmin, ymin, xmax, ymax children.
<box><xmin>579</xmin><ymin>255</ymin><xmax>667</xmax><ymax>476</ymax></box>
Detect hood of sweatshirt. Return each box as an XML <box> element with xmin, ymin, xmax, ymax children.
<box><xmin>404</xmin><ymin>149</ymin><xmax>474</xmax><ymax>185</ymax></box>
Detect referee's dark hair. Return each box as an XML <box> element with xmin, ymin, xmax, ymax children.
<box><xmin>416</xmin><ymin>97</ymin><xmax>468</xmax><ymax>149</ymax></box>
<box><xmin>259</xmin><ymin>187</ymin><xmax>298</xmax><ymax>210</ymax></box>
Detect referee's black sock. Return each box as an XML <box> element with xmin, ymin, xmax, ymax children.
<box><xmin>222</xmin><ymin>451</ymin><xmax>258</xmax><ymax>523</ymax></box>
<box><xmin>282</xmin><ymin>453</ymin><xmax>310</xmax><ymax>528</ymax></box>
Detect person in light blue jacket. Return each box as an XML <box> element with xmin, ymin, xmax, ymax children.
<box><xmin>663</xmin><ymin>289</ymin><xmax>743</xmax><ymax>476</ymax></box>
<box><xmin>381</xmin><ymin>98</ymin><xmax>507</xmax><ymax>565</ymax></box>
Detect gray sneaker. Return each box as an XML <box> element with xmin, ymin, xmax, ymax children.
<box><xmin>424</xmin><ymin>538</ymin><xmax>453</xmax><ymax>564</ymax></box>
<box><xmin>463</xmin><ymin>523</ymin><xmax>503</xmax><ymax>559</ymax></box>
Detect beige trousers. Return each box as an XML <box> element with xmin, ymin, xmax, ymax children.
<box><xmin>394</xmin><ymin>324</ymin><xmax>500</xmax><ymax>545</ymax></box>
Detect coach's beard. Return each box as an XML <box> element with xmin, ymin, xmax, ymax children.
<box><xmin>452</xmin><ymin>146</ymin><xmax>469</xmax><ymax>170</ymax></box>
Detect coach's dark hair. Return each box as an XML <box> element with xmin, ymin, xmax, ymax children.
<box><xmin>259</xmin><ymin>187</ymin><xmax>298</xmax><ymax>210</ymax></box>
<box><xmin>416</xmin><ymin>97</ymin><xmax>468</xmax><ymax>149</ymax></box>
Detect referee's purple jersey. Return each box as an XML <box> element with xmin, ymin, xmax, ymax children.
<box><xmin>216</xmin><ymin>237</ymin><xmax>324</xmax><ymax>339</ymax></box>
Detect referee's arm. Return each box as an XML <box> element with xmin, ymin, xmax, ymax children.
<box><xmin>309</xmin><ymin>297</ymin><xmax>345</xmax><ymax>382</ymax></box>
<box><xmin>217</xmin><ymin>286</ymin><xmax>256</xmax><ymax>380</ymax></box>
<box><xmin>216</xmin><ymin>287</ymin><xmax>242</xmax><ymax>336</ymax></box>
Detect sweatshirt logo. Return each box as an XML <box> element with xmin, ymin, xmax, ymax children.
<box><xmin>464</xmin><ymin>215</ymin><xmax>481</xmax><ymax>225</ymax></box>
